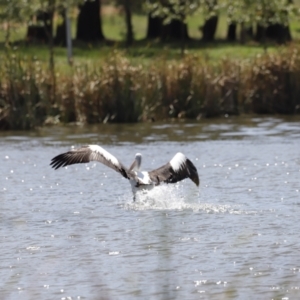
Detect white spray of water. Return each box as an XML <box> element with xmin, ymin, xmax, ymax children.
<box><xmin>119</xmin><ymin>183</ymin><xmax>256</xmax><ymax>214</ymax></box>
<box><xmin>120</xmin><ymin>183</ymin><xmax>243</xmax><ymax>213</ymax></box>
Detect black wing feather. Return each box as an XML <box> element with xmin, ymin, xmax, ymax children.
<box><xmin>148</xmin><ymin>158</ymin><xmax>199</xmax><ymax>186</ymax></box>
<box><xmin>50</xmin><ymin>146</ymin><xmax>131</xmax><ymax>180</ymax></box>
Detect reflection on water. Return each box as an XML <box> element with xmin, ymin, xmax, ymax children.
<box><xmin>0</xmin><ymin>116</ymin><xmax>300</xmax><ymax>299</ymax></box>
<box><xmin>1</xmin><ymin>115</ymin><xmax>300</xmax><ymax>145</ymax></box>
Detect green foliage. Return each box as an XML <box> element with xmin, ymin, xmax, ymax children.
<box><xmin>223</xmin><ymin>0</ymin><xmax>300</xmax><ymax>26</ymax></box>
<box><xmin>112</xmin><ymin>0</ymin><xmax>144</xmax><ymax>14</ymax></box>
<box><xmin>0</xmin><ymin>0</ymin><xmax>84</xmax><ymax>40</ymax></box>
<box><xmin>146</xmin><ymin>0</ymin><xmax>201</xmax><ymax>23</ymax></box>
<box><xmin>146</xmin><ymin>0</ymin><xmax>300</xmax><ymax>27</ymax></box>
<box><xmin>0</xmin><ymin>0</ymin><xmax>30</xmax><ymax>44</ymax></box>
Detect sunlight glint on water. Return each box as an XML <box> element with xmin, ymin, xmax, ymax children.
<box><xmin>0</xmin><ymin>117</ymin><xmax>300</xmax><ymax>299</ymax></box>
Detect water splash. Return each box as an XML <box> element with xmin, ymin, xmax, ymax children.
<box><xmin>121</xmin><ymin>184</ymin><xmax>240</xmax><ymax>213</ymax></box>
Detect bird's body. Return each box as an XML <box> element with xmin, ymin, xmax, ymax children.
<box><xmin>50</xmin><ymin>145</ymin><xmax>199</xmax><ymax>200</ymax></box>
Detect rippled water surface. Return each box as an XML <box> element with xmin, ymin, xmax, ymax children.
<box><xmin>1</xmin><ymin>117</ymin><xmax>300</xmax><ymax>299</ymax></box>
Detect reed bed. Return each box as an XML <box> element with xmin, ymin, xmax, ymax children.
<box><xmin>1</xmin><ymin>49</ymin><xmax>300</xmax><ymax>129</ymax></box>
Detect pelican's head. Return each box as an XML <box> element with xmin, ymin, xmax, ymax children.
<box><xmin>129</xmin><ymin>153</ymin><xmax>142</xmax><ymax>172</ymax></box>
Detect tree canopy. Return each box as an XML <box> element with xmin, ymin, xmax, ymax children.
<box><xmin>0</xmin><ymin>0</ymin><xmax>299</xmax><ymax>45</ymax></box>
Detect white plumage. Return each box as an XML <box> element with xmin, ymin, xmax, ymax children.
<box><xmin>50</xmin><ymin>145</ymin><xmax>199</xmax><ymax>200</ymax></box>
<box><xmin>89</xmin><ymin>145</ymin><xmax>120</xmax><ymax>166</ymax></box>
<box><xmin>170</xmin><ymin>153</ymin><xmax>188</xmax><ymax>171</ymax></box>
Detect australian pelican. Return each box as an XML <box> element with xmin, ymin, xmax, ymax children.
<box><xmin>50</xmin><ymin>145</ymin><xmax>199</xmax><ymax>199</ymax></box>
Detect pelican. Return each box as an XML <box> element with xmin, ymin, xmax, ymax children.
<box><xmin>50</xmin><ymin>145</ymin><xmax>199</xmax><ymax>200</ymax></box>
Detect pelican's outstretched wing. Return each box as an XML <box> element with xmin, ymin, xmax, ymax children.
<box><xmin>148</xmin><ymin>153</ymin><xmax>199</xmax><ymax>186</ymax></box>
<box><xmin>50</xmin><ymin>145</ymin><xmax>130</xmax><ymax>179</ymax></box>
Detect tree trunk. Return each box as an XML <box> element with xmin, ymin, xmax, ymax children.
<box><xmin>124</xmin><ymin>0</ymin><xmax>133</xmax><ymax>45</ymax></box>
<box><xmin>55</xmin><ymin>10</ymin><xmax>67</xmax><ymax>45</ymax></box>
<box><xmin>226</xmin><ymin>23</ymin><xmax>236</xmax><ymax>41</ymax></box>
<box><xmin>246</xmin><ymin>25</ymin><xmax>253</xmax><ymax>39</ymax></box>
<box><xmin>255</xmin><ymin>23</ymin><xmax>292</xmax><ymax>44</ymax></box>
<box><xmin>146</xmin><ymin>14</ymin><xmax>163</xmax><ymax>39</ymax></box>
<box><xmin>180</xmin><ymin>17</ymin><xmax>186</xmax><ymax>56</ymax></box>
<box><xmin>255</xmin><ymin>1</ymin><xmax>292</xmax><ymax>44</ymax></box>
<box><xmin>201</xmin><ymin>0</ymin><xmax>218</xmax><ymax>42</ymax></box>
<box><xmin>240</xmin><ymin>22</ymin><xmax>247</xmax><ymax>44</ymax></box>
<box><xmin>201</xmin><ymin>16</ymin><xmax>218</xmax><ymax>41</ymax></box>
<box><xmin>76</xmin><ymin>0</ymin><xmax>104</xmax><ymax>42</ymax></box>
<box><xmin>162</xmin><ymin>19</ymin><xmax>189</xmax><ymax>41</ymax></box>
<box><xmin>26</xmin><ymin>11</ymin><xmax>52</xmax><ymax>43</ymax></box>
<box><xmin>255</xmin><ymin>24</ymin><xmax>264</xmax><ymax>42</ymax></box>
<box><xmin>5</xmin><ymin>22</ymin><xmax>11</xmax><ymax>47</ymax></box>
<box><xmin>266</xmin><ymin>24</ymin><xmax>292</xmax><ymax>43</ymax></box>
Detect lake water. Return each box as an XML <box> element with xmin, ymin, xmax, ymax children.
<box><xmin>0</xmin><ymin>117</ymin><xmax>300</xmax><ymax>300</ymax></box>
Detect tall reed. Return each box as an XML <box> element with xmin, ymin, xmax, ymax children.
<box><xmin>0</xmin><ymin>54</ymin><xmax>52</xmax><ymax>129</ymax></box>
<box><xmin>1</xmin><ymin>49</ymin><xmax>300</xmax><ymax>130</ymax></box>
<box><xmin>245</xmin><ymin>49</ymin><xmax>300</xmax><ymax>114</ymax></box>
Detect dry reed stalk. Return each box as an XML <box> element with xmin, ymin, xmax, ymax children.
<box><xmin>1</xmin><ymin>48</ymin><xmax>300</xmax><ymax>130</ymax></box>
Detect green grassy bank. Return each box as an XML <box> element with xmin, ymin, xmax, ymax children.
<box><xmin>1</xmin><ymin>47</ymin><xmax>300</xmax><ymax>130</ymax></box>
